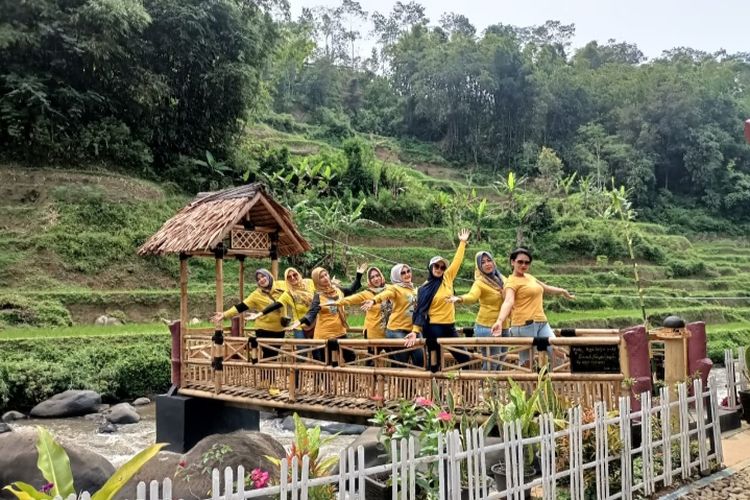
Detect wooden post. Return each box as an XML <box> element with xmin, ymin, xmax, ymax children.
<box><xmin>213</xmin><ymin>246</ymin><xmax>225</xmax><ymax>393</ymax></box>
<box><xmin>179</xmin><ymin>254</ymin><xmax>189</xmax><ymax>387</ymax></box>
<box><xmin>270</xmin><ymin>231</ymin><xmax>279</xmax><ymax>281</ymax></box>
<box><xmin>238</xmin><ymin>256</ymin><xmax>245</xmax><ymax>336</ymax></box>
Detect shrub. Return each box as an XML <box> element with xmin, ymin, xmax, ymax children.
<box><xmin>0</xmin><ymin>335</ymin><xmax>170</xmax><ymax>411</ymax></box>
<box><xmin>0</xmin><ymin>294</ymin><xmax>72</xmax><ymax>328</ymax></box>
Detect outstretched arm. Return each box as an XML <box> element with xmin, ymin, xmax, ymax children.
<box><xmin>491</xmin><ymin>288</ymin><xmax>516</xmax><ymax>335</ymax></box>
<box><xmin>537</xmin><ymin>280</ymin><xmax>575</xmax><ymax>300</ymax></box>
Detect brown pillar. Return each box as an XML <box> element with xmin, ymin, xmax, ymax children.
<box><xmin>270</xmin><ymin>232</ymin><xmax>279</xmax><ymax>281</ymax></box>
<box><xmin>178</xmin><ymin>254</ymin><xmax>189</xmax><ymax>387</ymax></box>
<box><xmin>238</xmin><ymin>256</ymin><xmax>245</xmax><ymax>336</ymax></box>
<box><xmin>213</xmin><ymin>246</ymin><xmax>225</xmax><ymax>393</ymax></box>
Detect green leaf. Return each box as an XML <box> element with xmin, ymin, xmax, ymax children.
<box><xmin>91</xmin><ymin>443</ymin><xmax>166</xmax><ymax>500</ymax></box>
<box><xmin>35</xmin><ymin>427</ymin><xmax>75</xmax><ymax>498</ymax></box>
<box><xmin>3</xmin><ymin>483</ymin><xmax>51</xmax><ymax>500</ymax></box>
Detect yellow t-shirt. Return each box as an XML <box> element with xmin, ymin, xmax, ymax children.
<box><xmin>276</xmin><ymin>279</ymin><xmax>315</xmax><ymax>321</ymax></box>
<box><xmin>460</xmin><ymin>278</ymin><xmax>509</xmax><ymax>328</ymax></box>
<box><xmin>338</xmin><ymin>289</ymin><xmax>386</xmax><ymax>339</ymax></box>
<box><xmin>372</xmin><ymin>285</ymin><xmax>417</xmax><ymax>332</ymax></box>
<box><xmin>413</xmin><ymin>240</ymin><xmax>466</xmax><ymax>333</ymax></box>
<box><xmin>312</xmin><ymin>290</ymin><xmax>347</xmax><ymax>340</ymax></box>
<box><xmin>504</xmin><ymin>273</ymin><xmax>547</xmax><ymax>327</ymax></box>
<box><xmin>223</xmin><ymin>288</ymin><xmax>285</xmax><ymax>332</ymax></box>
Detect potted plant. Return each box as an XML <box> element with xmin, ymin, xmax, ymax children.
<box><xmin>739</xmin><ymin>346</ymin><xmax>750</xmax><ymax>423</ymax></box>
<box><xmin>483</xmin><ymin>368</ymin><xmax>568</xmax><ymax>498</ymax></box>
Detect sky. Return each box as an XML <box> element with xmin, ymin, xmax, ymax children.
<box><xmin>292</xmin><ymin>0</ymin><xmax>750</xmax><ymax>60</ymax></box>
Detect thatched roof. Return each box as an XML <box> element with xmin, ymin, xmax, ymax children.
<box><xmin>138</xmin><ymin>184</ymin><xmax>311</xmax><ymax>257</ymax></box>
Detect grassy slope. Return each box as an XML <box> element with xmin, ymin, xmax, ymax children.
<box><xmin>1</xmin><ymin>125</ymin><xmax>749</xmax><ymax>361</ymax></box>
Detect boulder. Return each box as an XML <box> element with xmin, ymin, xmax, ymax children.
<box><xmin>132</xmin><ymin>397</ymin><xmax>151</xmax><ymax>406</ymax></box>
<box><xmin>117</xmin><ymin>432</ymin><xmax>286</xmax><ymax>500</ymax></box>
<box><xmin>94</xmin><ymin>315</ymin><xmax>122</xmax><ymax>326</ymax></box>
<box><xmin>189</xmin><ymin>317</ymin><xmax>201</xmax><ymax>325</ymax></box>
<box><xmin>321</xmin><ymin>422</ymin><xmax>366</xmax><ymax>435</ymax></box>
<box><xmin>0</xmin><ymin>423</ymin><xmax>11</xmax><ymax>434</ymax></box>
<box><xmin>281</xmin><ymin>415</ymin><xmax>317</xmax><ymax>432</ymax></box>
<box><xmin>2</xmin><ymin>411</ymin><xmax>25</xmax><ymax>423</ymax></box>
<box><xmin>97</xmin><ymin>422</ymin><xmax>117</xmax><ymax>434</ymax></box>
<box><xmin>105</xmin><ymin>403</ymin><xmax>140</xmax><ymax>424</ymax></box>
<box><xmin>30</xmin><ymin>390</ymin><xmax>101</xmax><ymax>418</ymax></box>
<box><xmin>0</xmin><ymin>428</ymin><xmax>114</xmax><ymax>500</ymax></box>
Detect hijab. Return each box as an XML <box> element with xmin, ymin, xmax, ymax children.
<box><xmin>311</xmin><ymin>267</ymin><xmax>340</xmax><ymax>300</ymax></box>
<box><xmin>475</xmin><ymin>251</ymin><xmax>504</xmax><ymax>291</ymax></box>
<box><xmin>390</xmin><ymin>264</ymin><xmax>415</xmax><ymax>289</ymax></box>
<box><xmin>412</xmin><ymin>258</ymin><xmax>446</xmax><ymax>328</ymax></box>
<box><xmin>284</xmin><ymin>267</ymin><xmax>313</xmax><ymax>306</ymax></box>
<box><xmin>255</xmin><ymin>268</ymin><xmax>274</xmax><ymax>294</ymax></box>
<box><xmin>366</xmin><ymin>267</ymin><xmax>387</xmax><ymax>294</ymax></box>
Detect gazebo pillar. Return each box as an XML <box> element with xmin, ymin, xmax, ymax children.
<box><xmin>176</xmin><ymin>253</ymin><xmax>189</xmax><ymax>387</ymax></box>
<box><xmin>270</xmin><ymin>231</ymin><xmax>279</xmax><ymax>281</ymax></box>
<box><xmin>212</xmin><ymin>246</ymin><xmax>225</xmax><ymax>393</ymax></box>
<box><xmin>237</xmin><ymin>255</ymin><xmax>245</xmax><ymax>336</ymax></box>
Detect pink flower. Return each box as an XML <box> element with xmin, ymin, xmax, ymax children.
<box><xmin>385</xmin><ymin>424</ymin><xmax>396</xmax><ymax>436</ymax></box>
<box><xmin>437</xmin><ymin>411</ymin><xmax>453</xmax><ymax>422</ymax></box>
<box><xmin>40</xmin><ymin>483</ymin><xmax>54</xmax><ymax>494</ymax></box>
<box><xmin>415</xmin><ymin>396</ymin><xmax>433</xmax><ymax>407</ymax></box>
<box><xmin>251</xmin><ymin>468</ymin><xmax>270</xmax><ymax>489</ymax></box>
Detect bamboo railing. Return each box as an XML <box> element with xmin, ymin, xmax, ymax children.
<box><xmin>178</xmin><ymin>330</ymin><xmax>629</xmax><ymax>418</ymax></box>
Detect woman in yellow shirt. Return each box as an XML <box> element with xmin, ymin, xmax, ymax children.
<box><xmin>448</xmin><ymin>251</ymin><xmax>509</xmax><ymax>370</ymax></box>
<box><xmin>405</xmin><ymin>229</ymin><xmax>471</xmax><ymax>372</ymax></box>
<box><xmin>362</xmin><ymin>263</ymin><xmax>424</xmax><ymax>367</ymax></box>
<box><xmin>490</xmin><ymin>248</ymin><xmax>574</xmax><ymax>366</ymax></box>
<box><xmin>288</xmin><ymin>265</ymin><xmax>364</xmax><ymax>362</ymax></box>
<box><xmin>337</xmin><ymin>266</ymin><xmax>389</xmax><ymax>340</ymax></box>
<box><xmin>211</xmin><ymin>268</ymin><xmax>286</xmax><ymax>359</ymax></box>
<box><xmin>251</xmin><ymin>267</ymin><xmax>315</xmax><ymax>340</ymax></box>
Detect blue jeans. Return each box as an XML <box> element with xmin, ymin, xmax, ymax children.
<box><xmin>474</xmin><ymin>324</ymin><xmax>508</xmax><ymax>371</ymax></box>
<box><xmin>386</xmin><ymin>329</ymin><xmax>424</xmax><ymax>368</ymax></box>
<box><xmin>509</xmin><ymin>321</ymin><xmax>555</xmax><ymax>365</ymax></box>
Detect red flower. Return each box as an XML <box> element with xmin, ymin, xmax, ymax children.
<box><xmin>415</xmin><ymin>396</ymin><xmax>433</xmax><ymax>407</ymax></box>
<box><xmin>178</xmin><ymin>460</ymin><xmax>187</xmax><ymax>469</ymax></box>
<box><xmin>437</xmin><ymin>411</ymin><xmax>453</xmax><ymax>422</ymax></box>
<box><xmin>250</xmin><ymin>468</ymin><xmax>270</xmax><ymax>489</ymax></box>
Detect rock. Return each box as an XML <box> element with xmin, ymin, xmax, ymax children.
<box><xmin>189</xmin><ymin>317</ymin><xmax>201</xmax><ymax>325</ymax></box>
<box><xmin>321</xmin><ymin>422</ymin><xmax>367</xmax><ymax>435</ymax></box>
<box><xmin>105</xmin><ymin>403</ymin><xmax>140</xmax><ymax>424</ymax></box>
<box><xmin>1</xmin><ymin>411</ymin><xmax>25</xmax><ymax>422</ymax></box>
<box><xmin>0</xmin><ymin>428</ymin><xmax>114</xmax><ymax>500</ymax></box>
<box><xmin>281</xmin><ymin>415</ymin><xmax>317</xmax><ymax>432</ymax></box>
<box><xmin>132</xmin><ymin>397</ymin><xmax>151</xmax><ymax>406</ymax></box>
<box><xmin>84</xmin><ymin>413</ymin><xmax>105</xmax><ymax>422</ymax></box>
<box><xmin>0</xmin><ymin>423</ymin><xmax>11</xmax><ymax>434</ymax></box>
<box><xmin>117</xmin><ymin>432</ymin><xmax>286</xmax><ymax>500</ymax></box>
<box><xmin>95</xmin><ymin>403</ymin><xmax>111</xmax><ymax>412</ymax></box>
<box><xmin>30</xmin><ymin>390</ymin><xmax>101</xmax><ymax>418</ymax></box>
<box><xmin>94</xmin><ymin>315</ymin><xmax>122</xmax><ymax>326</ymax></box>
<box><xmin>97</xmin><ymin>422</ymin><xmax>117</xmax><ymax>434</ymax></box>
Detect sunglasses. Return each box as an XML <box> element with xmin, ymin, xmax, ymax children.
<box><xmin>515</xmin><ymin>260</ymin><xmax>531</xmax><ymax>265</ymax></box>
<box><xmin>433</xmin><ymin>264</ymin><xmax>447</xmax><ymax>271</ymax></box>
<box><xmin>400</xmin><ymin>269</ymin><xmax>411</xmax><ymax>275</ymax></box>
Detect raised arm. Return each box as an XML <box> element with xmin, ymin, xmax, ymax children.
<box><xmin>300</xmin><ymin>293</ymin><xmax>321</xmax><ymax>326</ymax></box>
<box><xmin>445</xmin><ymin>229</ymin><xmax>470</xmax><ymax>282</ymax></box>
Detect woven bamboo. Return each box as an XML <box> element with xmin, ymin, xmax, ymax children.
<box><xmin>138</xmin><ymin>184</ymin><xmax>310</xmax><ymax>256</ymax></box>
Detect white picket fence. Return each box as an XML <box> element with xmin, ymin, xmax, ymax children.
<box><xmin>59</xmin><ymin>349</ymin><xmax>743</xmax><ymax>500</ymax></box>
<box><xmin>724</xmin><ymin>346</ymin><xmax>746</xmax><ymax>411</ymax></box>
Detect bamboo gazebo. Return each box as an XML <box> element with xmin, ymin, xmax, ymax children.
<box><xmin>138</xmin><ymin>183</ymin><xmax>311</xmax><ymax>389</ymax></box>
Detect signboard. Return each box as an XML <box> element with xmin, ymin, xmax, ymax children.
<box><xmin>569</xmin><ymin>345</ymin><xmax>621</xmax><ymax>373</ymax></box>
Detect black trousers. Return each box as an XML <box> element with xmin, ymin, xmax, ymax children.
<box><xmin>423</xmin><ymin>323</ymin><xmax>470</xmax><ymax>373</ymax></box>
<box><xmin>255</xmin><ymin>329</ymin><xmax>285</xmax><ymax>360</ymax></box>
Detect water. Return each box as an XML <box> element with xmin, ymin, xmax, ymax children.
<box><xmin>10</xmin><ymin>404</ymin><xmax>357</xmax><ymax>468</ymax></box>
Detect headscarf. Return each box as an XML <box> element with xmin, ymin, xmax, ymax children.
<box><xmin>255</xmin><ymin>268</ymin><xmax>274</xmax><ymax>293</ymax></box>
<box><xmin>475</xmin><ymin>251</ymin><xmax>504</xmax><ymax>291</ymax></box>
<box><xmin>412</xmin><ymin>257</ymin><xmax>447</xmax><ymax>329</ymax></box>
<box><xmin>366</xmin><ymin>267</ymin><xmax>386</xmax><ymax>294</ymax></box>
<box><xmin>311</xmin><ymin>267</ymin><xmax>340</xmax><ymax>300</ymax></box>
<box><xmin>390</xmin><ymin>264</ymin><xmax>414</xmax><ymax>289</ymax></box>
<box><xmin>284</xmin><ymin>267</ymin><xmax>313</xmax><ymax>306</ymax></box>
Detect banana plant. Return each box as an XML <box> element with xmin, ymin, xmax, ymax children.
<box><xmin>4</xmin><ymin>427</ymin><xmax>165</xmax><ymax>500</ymax></box>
